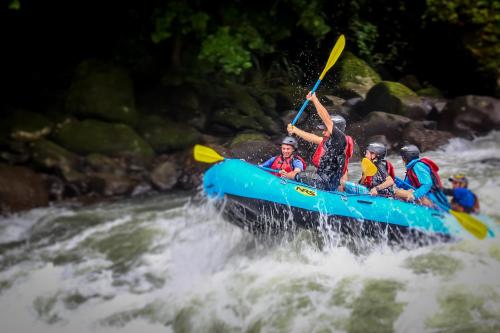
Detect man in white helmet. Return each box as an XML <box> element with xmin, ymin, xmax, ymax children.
<box><xmin>287</xmin><ymin>92</ymin><xmax>354</xmax><ymax>191</ymax></box>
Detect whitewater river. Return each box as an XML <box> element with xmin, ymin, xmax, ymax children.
<box><xmin>1</xmin><ymin>132</ymin><xmax>500</xmax><ymax>333</ymax></box>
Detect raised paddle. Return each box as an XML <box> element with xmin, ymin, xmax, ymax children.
<box><xmin>291</xmin><ymin>34</ymin><xmax>346</xmax><ymax>126</ymax></box>
<box><xmin>394</xmin><ymin>176</ymin><xmax>488</xmax><ymax>239</ymax></box>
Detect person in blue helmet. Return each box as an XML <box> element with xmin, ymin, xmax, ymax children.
<box><xmin>394</xmin><ymin>144</ymin><xmax>450</xmax><ymax>211</ymax></box>
<box><xmin>444</xmin><ymin>174</ymin><xmax>480</xmax><ymax>213</ymax></box>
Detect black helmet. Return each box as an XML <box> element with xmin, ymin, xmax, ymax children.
<box><xmin>317</xmin><ymin>114</ymin><xmax>346</xmax><ymax>132</ymax></box>
<box><xmin>281</xmin><ymin>136</ymin><xmax>298</xmax><ymax>149</ymax></box>
<box><xmin>366</xmin><ymin>142</ymin><xmax>387</xmax><ymax>159</ymax></box>
<box><xmin>400</xmin><ymin>144</ymin><xmax>420</xmax><ymax>162</ymax></box>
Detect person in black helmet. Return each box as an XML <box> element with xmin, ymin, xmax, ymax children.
<box><xmin>287</xmin><ymin>92</ymin><xmax>353</xmax><ymax>191</ymax></box>
<box><xmin>260</xmin><ymin>136</ymin><xmax>307</xmax><ymax>180</ymax></box>
<box><xmin>359</xmin><ymin>142</ymin><xmax>395</xmax><ymax>196</ymax></box>
<box><xmin>395</xmin><ymin>144</ymin><xmax>449</xmax><ymax>210</ymax></box>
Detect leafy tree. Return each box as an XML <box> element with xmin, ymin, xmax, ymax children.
<box><xmin>424</xmin><ymin>0</ymin><xmax>500</xmax><ymax>72</ymax></box>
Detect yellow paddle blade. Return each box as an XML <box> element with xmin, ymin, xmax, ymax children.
<box><xmin>449</xmin><ymin>210</ymin><xmax>488</xmax><ymax>239</ymax></box>
<box><xmin>319</xmin><ymin>34</ymin><xmax>346</xmax><ymax>80</ymax></box>
<box><xmin>193</xmin><ymin>144</ymin><xmax>225</xmax><ymax>164</ymax></box>
<box><xmin>361</xmin><ymin>158</ymin><xmax>377</xmax><ymax>177</ymax></box>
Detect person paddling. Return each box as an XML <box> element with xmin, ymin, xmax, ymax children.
<box><xmin>260</xmin><ymin>136</ymin><xmax>306</xmax><ymax>180</ymax></box>
<box><xmin>287</xmin><ymin>92</ymin><xmax>353</xmax><ymax>191</ymax></box>
<box><xmin>444</xmin><ymin>174</ymin><xmax>480</xmax><ymax>213</ymax></box>
<box><xmin>359</xmin><ymin>142</ymin><xmax>395</xmax><ymax>196</ymax></box>
<box><xmin>394</xmin><ymin>144</ymin><xmax>450</xmax><ymax>210</ymax></box>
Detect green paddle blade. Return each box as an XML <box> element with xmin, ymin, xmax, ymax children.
<box><xmin>361</xmin><ymin>158</ymin><xmax>378</xmax><ymax>177</ymax></box>
<box><xmin>319</xmin><ymin>34</ymin><xmax>346</xmax><ymax>80</ymax></box>
<box><xmin>193</xmin><ymin>144</ymin><xmax>225</xmax><ymax>164</ymax></box>
<box><xmin>449</xmin><ymin>210</ymin><xmax>488</xmax><ymax>239</ymax></box>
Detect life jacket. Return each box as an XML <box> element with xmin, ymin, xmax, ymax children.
<box><xmin>361</xmin><ymin>160</ymin><xmax>395</xmax><ymax>189</ymax></box>
<box><xmin>312</xmin><ymin>137</ymin><xmax>327</xmax><ymax>168</ymax></box>
<box><xmin>406</xmin><ymin>157</ymin><xmax>443</xmax><ymax>189</ymax></box>
<box><xmin>312</xmin><ymin>135</ymin><xmax>353</xmax><ymax>175</ymax></box>
<box><xmin>342</xmin><ymin>135</ymin><xmax>354</xmax><ymax>175</ymax></box>
<box><xmin>270</xmin><ymin>154</ymin><xmax>307</xmax><ymax>176</ymax></box>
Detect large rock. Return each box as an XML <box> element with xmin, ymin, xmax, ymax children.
<box><xmin>150</xmin><ymin>160</ymin><xmax>179</xmax><ymax>191</ymax></box>
<box><xmin>402</xmin><ymin>125</ymin><xmax>454</xmax><ymax>152</ymax></box>
<box><xmin>4</xmin><ymin>110</ymin><xmax>52</xmax><ymax>142</ymax></box>
<box><xmin>438</xmin><ymin>95</ymin><xmax>500</xmax><ymax>137</ymax></box>
<box><xmin>53</xmin><ymin>119</ymin><xmax>154</xmax><ymax>160</ymax></box>
<box><xmin>65</xmin><ymin>60</ymin><xmax>138</xmax><ymax>124</ymax></box>
<box><xmin>347</xmin><ymin>111</ymin><xmax>412</xmax><ymax>149</ymax></box>
<box><xmin>335</xmin><ymin>52</ymin><xmax>382</xmax><ymax>99</ymax></box>
<box><xmin>30</xmin><ymin>139</ymin><xmax>82</xmax><ymax>182</ymax></box>
<box><xmin>229</xmin><ymin>133</ymin><xmax>276</xmax><ymax>164</ymax></box>
<box><xmin>0</xmin><ymin>164</ymin><xmax>49</xmax><ymax>214</ymax></box>
<box><xmin>211</xmin><ymin>85</ymin><xmax>280</xmax><ymax>134</ymax></box>
<box><xmin>362</xmin><ymin>81</ymin><xmax>431</xmax><ymax>119</ymax></box>
<box><xmin>137</xmin><ymin>115</ymin><xmax>200</xmax><ymax>153</ymax></box>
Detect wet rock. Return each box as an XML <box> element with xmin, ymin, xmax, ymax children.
<box><xmin>211</xmin><ymin>84</ymin><xmax>280</xmax><ymax>134</ymax></box>
<box><xmin>416</xmin><ymin>85</ymin><xmax>443</xmax><ymax>98</ymax></box>
<box><xmin>137</xmin><ymin>115</ymin><xmax>200</xmax><ymax>153</ymax></box>
<box><xmin>65</xmin><ymin>60</ymin><xmax>138</xmax><ymax>125</ymax></box>
<box><xmin>53</xmin><ymin>119</ymin><xmax>154</xmax><ymax>160</ymax></box>
<box><xmin>150</xmin><ymin>160</ymin><xmax>179</xmax><ymax>191</ymax></box>
<box><xmin>402</xmin><ymin>126</ymin><xmax>454</xmax><ymax>152</ymax></box>
<box><xmin>0</xmin><ymin>164</ymin><xmax>49</xmax><ymax>214</ymax></box>
<box><xmin>89</xmin><ymin>172</ymin><xmax>137</xmax><ymax>196</ymax></box>
<box><xmin>335</xmin><ymin>52</ymin><xmax>382</xmax><ymax>99</ymax></box>
<box><xmin>438</xmin><ymin>95</ymin><xmax>500</xmax><ymax>137</ymax></box>
<box><xmin>30</xmin><ymin>139</ymin><xmax>82</xmax><ymax>181</ymax></box>
<box><xmin>361</xmin><ymin>81</ymin><xmax>430</xmax><ymax>119</ymax></box>
<box><xmin>229</xmin><ymin>135</ymin><xmax>277</xmax><ymax>164</ymax></box>
<box><xmin>398</xmin><ymin>74</ymin><xmax>422</xmax><ymax>92</ymax></box>
<box><xmin>347</xmin><ymin>111</ymin><xmax>412</xmax><ymax>149</ymax></box>
<box><xmin>4</xmin><ymin>110</ymin><xmax>53</xmax><ymax>142</ymax></box>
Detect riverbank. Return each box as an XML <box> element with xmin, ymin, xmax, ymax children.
<box><xmin>1</xmin><ymin>55</ymin><xmax>499</xmax><ymax>215</ymax></box>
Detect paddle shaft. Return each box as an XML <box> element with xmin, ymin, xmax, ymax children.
<box><xmin>291</xmin><ymin>79</ymin><xmax>321</xmax><ymax>126</ymax></box>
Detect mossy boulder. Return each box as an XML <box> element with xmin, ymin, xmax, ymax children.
<box><xmin>416</xmin><ymin>86</ymin><xmax>444</xmax><ymax>98</ymax></box>
<box><xmin>4</xmin><ymin>110</ymin><xmax>53</xmax><ymax>141</ymax></box>
<box><xmin>362</xmin><ymin>81</ymin><xmax>424</xmax><ymax>118</ymax></box>
<box><xmin>336</xmin><ymin>52</ymin><xmax>382</xmax><ymax>98</ymax></box>
<box><xmin>137</xmin><ymin>115</ymin><xmax>200</xmax><ymax>153</ymax></box>
<box><xmin>211</xmin><ymin>84</ymin><xmax>280</xmax><ymax>134</ymax></box>
<box><xmin>212</xmin><ymin>107</ymin><xmax>264</xmax><ymax>132</ymax></box>
<box><xmin>230</xmin><ymin>133</ymin><xmax>270</xmax><ymax>147</ymax></box>
<box><xmin>65</xmin><ymin>60</ymin><xmax>138</xmax><ymax>125</ymax></box>
<box><xmin>53</xmin><ymin>119</ymin><xmax>154</xmax><ymax>159</ymax></box>
<box><xmin>30</xmin><ymin>139</ymin><xmax>82</xmax><ymax>181</ymax></box>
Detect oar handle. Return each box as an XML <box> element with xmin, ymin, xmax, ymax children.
<box><xmin>395</xmin><ymin>176</ymin><xmax>414</xmax><ymax>190</ymax></box>
<box><xmin>291</xmin><ymin>79</ymin><xmax>322</xmax><ymax>126</ymax></box>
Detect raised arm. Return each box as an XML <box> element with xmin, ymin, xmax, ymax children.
<box><xmin>307</xmin><ymin>92</ymin><xmax>333</xmax><ymax>134</ymax></box>
<box><xmin>287</xmin><ymin>124</ymin><xmax>322</xmax><ymax>145</ymax></box>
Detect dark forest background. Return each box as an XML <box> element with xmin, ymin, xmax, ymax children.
<box><xmin>1</xmin><ymin>0</ymin><xmax>499</xmax><ymax>213</ymax></box>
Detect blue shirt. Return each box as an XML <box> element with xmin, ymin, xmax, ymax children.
<box><xmin>261</xmin><ymin>156</ymin><xmax>305</xmax><ymax>171</ymax></box>
<box><xmin>452</xmin><ymin>188</ymin><xmax>476</xmax><ymax>209</ymax></box>
<box><xmin>404</xmin><ymin>159</ymin><xmax>433</xmax><ymax>199</ymax></box>
<box><xmin>402</xmin><ymin>159</ymin><xmax>450</xmax><ymax>211</ymax></box>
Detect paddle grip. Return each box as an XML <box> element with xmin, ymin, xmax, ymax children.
<box><xmin>291</xmin><ymin>79</ymin><xmax>322</xmax><ymax>126</ymax></box>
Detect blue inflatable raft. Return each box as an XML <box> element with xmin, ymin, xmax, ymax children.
<box><xmin>203</xmin><ymin>159</ymin><xmax>495</xmax><ymax>244</ymax></box>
